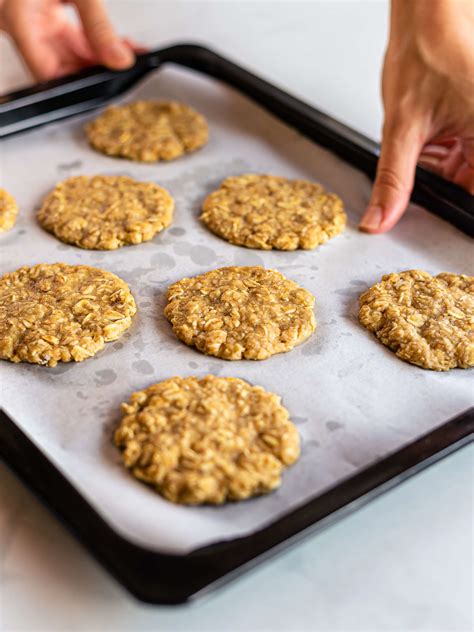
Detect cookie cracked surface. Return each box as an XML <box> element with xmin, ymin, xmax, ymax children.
<box><xmin>359</xmin><ymin>270</ymin><xmax>474</xmax><ymax>370</ymax></box>
<box><xmin>114</xmin><ymin>375</ymin><xmax>300</xmax><ymax>505</ymax></box>
<box><xmin>164</xmin><ymin>266</ymin><xmax>316</xmax><ymax>360</ymax></box>
<box><xmin>200</xmin><ymin>174</ymin><xmax>346</xmax><ymax>250</ymax></box>
<box><xmin>0</xmin><ymin>263</ymin><xmax>136</xmax><ymax>366</ymax></box>
<box><xmin>85</xmin><ymin>100</ymin><xmax>209</xmax><ymax>162</ymax></box>
<box><xmin>38</xmin><ymin>175</ymin><xmax>174</xmax><ymax>250</ymax></box>
<box><xmin>0</xmin><ymin>188</ymin><xmax>18</xmax><ymax>232</ymax></box>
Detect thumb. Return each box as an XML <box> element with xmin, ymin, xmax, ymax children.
<box><xmin>359</xmin><ymin>115</ymin><xmax>425</xmax><ymax>233</ymax></box>
<box><xmin>73</xmin><ymin>0</ymin><xmax>134</xmax><ymax>70</ymax></box>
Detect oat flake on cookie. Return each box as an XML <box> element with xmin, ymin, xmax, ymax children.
<box><xmin>114</xmin><ymin>375</ymin><xmax>300</xmax><ymax>505</ymax></box>
<box><xmin>38</xmin><ymin>175</ymin><xmax>174</xmax><ymax>250</ymax></box>
<box><xmin>359</xmin><ymin>269</ymin><xmax>474</xmax><ymax>370</ymax></box>
<box><xmin>200</xmin><ymin>174</ymin><xmax>346</xmax><ymax>250</ymax></box>
<box><xmin>85</xmin><ymin>100</ymin><xmax>208</xmax><ymax>162</ymax></box>
<box><xmin>0</xmin><ymin>188</ymin><xmax>18</xmax><ymax>232</ymax></box>
<box><xmin>0</xmin><ymin>263</ymin><xmax>136</xmax><ymax>366</ymax></box>
<box><xmin>164</xmin><ymin>266</ymin><xmax>316</xmax><ymax>360</ymax></box>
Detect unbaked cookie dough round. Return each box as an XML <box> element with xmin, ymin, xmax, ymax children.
<box><xmin>359</xmin><ymin>269</ymin><xmax>474</xmax><ymax>371</ymax></box>
<box><xmin>85</xmin><ymin>100</ymin><xmax>209</xmax><ymax>162</ymax></box>
<box><xmin>114</xmin><ymin>375</ymin><xmax>300</xmax><ymax>505</ymax></box>
<box><xmin>0</xmin><ymin>188</ymin><xmax>18</xmax><ymax>232</ymax></box>
<box><xmin>164</xmin><ymin>266</ymin><xmax>316</xmax><ymax>360</ymax></box>
<box><xmin>0</xmin><ymin>263</ymin><xmax>136</xmax><ymax>366</ymax></box>
<box><xmin>200</xmin><ymin>174</ymin><xmax>346</xmax><ymax>250</ymax></box>
<box><xmin>37</xmin><ymin>175</ymin><xmax>174</xmax><ymax>250</ymax></box>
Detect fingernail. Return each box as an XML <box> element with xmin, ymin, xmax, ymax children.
<box><xmin>359</xmin><ymin>206</ymin><xmax>383</xmax><ymax>232</ymax></box>
<box><xmin>107</xmin><ymin>42</ymin><xmax>134</xmax><ymax>67</ymax></box>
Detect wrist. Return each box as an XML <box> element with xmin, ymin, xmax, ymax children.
<box><xmin>390</xmin><ymin>0</ymin><xmax>474</xmax><ymax>82</ymax></box>
<box><xmin>390</xmin><ymin>0</ymin><xmax>459</xmax><ymax>42</ymax></box>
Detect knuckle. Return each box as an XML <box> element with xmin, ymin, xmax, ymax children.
<box><xmin>375</xmin><ymin>166</ymin><xmax>407</xmax><ymax>193</ymax></box>
<box><xmin>382</xmin><ymin>117</ymin><xmax>405</xmax><ymax>137</ymax></box>
<box><xmin>88</xmin><ymin>18</ymin><xmax>114</xmax><ymax>43</ymax></box>
<box><xmin>382</xmin><ymin>109</ymin><xmax>424</xmax><ymax>143</ymax></box>
<box><xmin>383</xmin><ymin>120</ymin><xmax>419</xmax><ymax>144</ymax></box>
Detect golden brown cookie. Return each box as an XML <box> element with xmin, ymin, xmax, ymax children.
<box><xmin>0</xmin><ymin>188</ymin><xmax>18</xmax><ymax>232</ymax></box>
<box><xmin>37</xmin><ymin>175</ymin><xmax>174</xmax><ymax>250</ymax></box>
<box><xmin>85</xmin><ymin>100</ymin><xmax>208</xmax><ymax>162</ymax></box>
<box><xmin>164</xmin><ymin>266</ymin><xmax>316</xmax><ymax>360</ymax></box>
<box><xmin>359</xmin><ymin>269</ymin><xmax>474</xmax><ymax>370</ymax></box>
<box><xmin>0</xmin><ymin>263</ymin><xmax>136</xmax><ymax>366</ymax></box>
<box><xmin>200</xmin><ymin>174</ymin><xmax>346</xmax><ymax>250</ymax></box>
<box><xmin>114</xmin><ymin>375</ymin><xmax>300</xmax><ymax>505</ymax></box>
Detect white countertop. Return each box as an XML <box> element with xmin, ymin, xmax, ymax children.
<box><xmin>0</xmin><ymin>2</ymin><xmax>472</xmax><ymax>630</ymax></box>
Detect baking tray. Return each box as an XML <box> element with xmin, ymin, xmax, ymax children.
<box><xmin>1</xmin><ymin>44</ymin><xmax>473</xmax><ymax>235</ymax></box>
<box><xmin>0</xmin><ymin>44</ymin><xmax>473</xmax><ymax>604</ymax></box>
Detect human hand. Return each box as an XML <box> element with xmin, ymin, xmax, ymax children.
<box><xmin>0</xmin><ymin>0</ymin><xmax>143</xmax><ymax>81</ymax></box>
<box><xmin>359</xmin><ymin>0</ymin><xmax>474</xmax><ymax>234</ymax></box>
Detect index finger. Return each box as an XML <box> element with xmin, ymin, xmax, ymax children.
<box><xmin>73</xmin><ymin>0</ymin><xmax>134</xmax><ymax>69</ymax></box>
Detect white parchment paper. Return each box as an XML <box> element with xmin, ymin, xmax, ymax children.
<box><xmin>0</xmin><ymin>67</ymin><xmax>472</xmax><ymax>554</ymax></box>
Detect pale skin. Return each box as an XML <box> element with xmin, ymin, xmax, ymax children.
<box><xmin>359</xmin><ymin>0</ymin><xmax>474</xmax><ymax>233</ymax></box>
<box><xmin>1</xmin><ymin>0</ymin><xmax>473</xmax><ymax>233</ymax></box>
<box><xmin>0</xmin><ymin>0</ymin><xmax>139</xmax><ymax>79</ymax></box>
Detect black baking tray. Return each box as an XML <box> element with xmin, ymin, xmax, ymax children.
<box><xmin>0</xmin><ymin>44</ymin><xmax>473</xmax><ymax>604</ymax></box>
<box><xmin>0</xmin><ymin>408</ymin><xmax>472</xmax><ymax>604</ymax></box>
<box><xmin>1</xmin><ymin>44</ymin><xmax>473</xmax><ymax>234</ymax></box>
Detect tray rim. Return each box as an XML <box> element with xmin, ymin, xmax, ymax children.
<box><xmin>1</xmin><ymin>406</ymin><xmax>472</xmax><ymax>604</ymax></box>
<box><xmin>1</xmin><ymin>43</ymin><xmax>473</xmax><ymax>235</ymax></box>
<box><xmin>0</xmin><ymin>44</ymin><xmax>473</xmax><ymax>604</ymax></box>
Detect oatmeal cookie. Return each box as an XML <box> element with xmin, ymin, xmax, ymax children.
<box><xmin>0</xmin><ymin>263</ymin><xmax>136</xmax><ymax>366</ymax></box>
<box><xmin>85</xmin><ymin>100</ymin><xmax>208</xmax><ymax>162</ymax></box>
<box><xmin>38</xmin><ymin>175</ymin><xmax>174</xmax><ymax>250</ymax></box>
<box><xmin>164</xmin><ymin>266</ymin><xmax>316</xmax><ymax>360</ymax></box>
<box><xmin>359</xmin><ymin>269</ymin><xmax>474</xmax><ymax>370</ymax></box>
<box><xmin>0</xmin><ymin>188</ymin><xmax>18</xmax><ymax>232</ymax></box>
<box><xmin>114</xmin><ymin>375</ymin><xmax>300</xmax><ymax>504</ymax></box>
<box><xmin>200</xmin><ymin>174</ymin><xmax>346</xmax><ymax>250</ymax></box>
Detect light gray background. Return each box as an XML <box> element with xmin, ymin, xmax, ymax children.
<box><xmin>0</xmin><ymin>1</ymin><xmax>472</xmax><ymax>630</ymax></box>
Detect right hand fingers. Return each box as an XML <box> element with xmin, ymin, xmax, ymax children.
<box><xmin>122</xmin><ymin>37</ymin><xmax>149</xmax><ymax>55</ymax></box>
<box><xmin>418</xmin><ymin>137</ymin><xmax>474</xmax><ymax>194</ymax></box>
<box><xmin>2</xmin><ymin>0</ymin><xmax>59</xmax><ymax>80</ymax></box>
<box><xmin>359</xmin><ymin>113</ymin><xmax>425</xmax><ymax>234</ymax></box>
<box><xmin>73</xmin><ymin>0</ymin><xmax>134</xmax><ymax>69</ymax></box>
